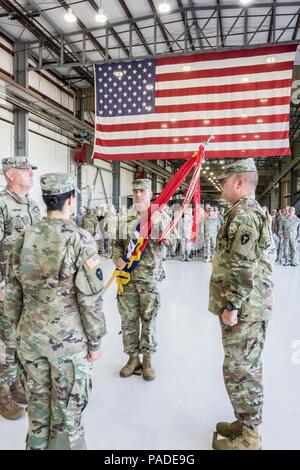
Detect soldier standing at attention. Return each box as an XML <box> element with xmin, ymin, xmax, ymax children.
<box><xmin>203</xmin><ymin>207</ymin><xmax>221</xmax><ymax>262</ymax></box>
<box><xmin>4</xmin><ymin>173</ymin><xmax>106</xmax><ymax>450</ymax></box>
<box><xmin>209</xmin><ymin>159</ymin><xmax>275</xmax><ymax>451</ymax></box>
<box><xmin>278</xmin><ymin>206</ymin><xmax>300</xmax><ymax>266</ymax></box>
<box><xmin>82</xmin><ymin>207</ymin><xmax>99</xmax><ymax>237</ymax></box>
<box><xmin>113</xmin><ymin>179</ymin><xmax>167</xmax><ymax>382</ymax></box>
<box><xmin>0</xmin><ymin>156</ymin><xmax>40</xmax><ymax>420</ymax></box>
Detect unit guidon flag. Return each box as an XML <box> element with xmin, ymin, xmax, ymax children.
<box><xmin>92</xmin><ymin>44</ymin><xmax>297</xmax><ymax>161</ymax></box>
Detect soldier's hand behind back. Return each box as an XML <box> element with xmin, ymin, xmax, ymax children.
<box><xmin>87</xmin><ymin>349</ymin><xmax>102</xmax><ymax>362</ymax></box>
<box><xmin>0</xmin><ymin>289</ymin><xmax>5</xmax><ymax>302</ymax></box>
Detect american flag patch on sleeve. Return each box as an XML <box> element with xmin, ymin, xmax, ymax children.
<box><xmin>85</xmin><ymin>255</ymin><xmax>101</xmax><ymax>270</ymax></box>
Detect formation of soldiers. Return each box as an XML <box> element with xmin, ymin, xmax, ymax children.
<box><xmin>0</xmin><ymin>155</ymin><xmax>282</xmax><ymax>450</ymax></box>
<box><xmin>271</xmin><ymin>207</ymin><xmax>300</xmax><ymax>266</ymax></box>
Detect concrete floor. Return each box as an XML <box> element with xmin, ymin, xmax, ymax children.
<box><xmin>0</xmin><ymin>258</ymin><xmax>299</xmax><ymax>450</ymax></box>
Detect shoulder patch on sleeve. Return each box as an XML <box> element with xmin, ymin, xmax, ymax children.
<box><xmin>84</xmin><ymin>254</ymin><xmax>101</xmax><ymax>270</ymax></box>
<box><xmin>231</xmin><ymin>225</ymin><xmax>258</xmax><ymax>258</ymax></box>
<box><xmin>75</xmin><ymin>252</ymin><xmax>104</xmax><ymax>296</ymax></box>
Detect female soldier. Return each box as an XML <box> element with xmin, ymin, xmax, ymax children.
<box><xmin>4</xmin><ymin>173</ymin><xmax>106</xmax><ymax>450</ymax></box>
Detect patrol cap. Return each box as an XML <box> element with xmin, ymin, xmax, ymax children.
<box><xmin>132</xmin><ymin>178</ymin><xmax>152</xmax><ymax>191</ymax></box>
<box><xmin>2</xmin><ymin>156</ymin><xmax>37</xmax><ymax>173</ymax></box>
<box><xmin>216</xmin><ymin>158</ymin><xmax>257</xmax><ymax>181</ymax></box>
<box><xmin>40</xmin><ymin>172</ymin><xmax>78</xmax><ymax>195</ymax></box>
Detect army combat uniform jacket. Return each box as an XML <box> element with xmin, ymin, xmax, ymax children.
<box><xmin>112</xmin><ymin>206</ymin><xmax>168</xmax><ymax>283</ymax></box>
<box><xmin>4</xmin><ymin>218</ymin><xmax>106</xmax><ymax>357</ymax></box>
<box><xmin>0</xmin><ymin>188</ymin><xmax>40</xmax><ymax>288</ymax></box>
<box><xmin>209</xmin><ymin>196</ymin><xmax>275</xmax><ymax>322</ymax></box>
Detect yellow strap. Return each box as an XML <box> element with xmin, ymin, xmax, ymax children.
<box><xmin>115</xmin><ymin>270</ymin><xmax>131</xmax><ymax>294</ymax></box>
<box><xmin>126</xmin><ymin>236</ymin><xmax>144</xmax><ymax>269</ymax></box>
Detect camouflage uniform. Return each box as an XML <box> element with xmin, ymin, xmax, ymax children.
<box><xmin>209</xmin><ymin>159</ymin><xmax>274</xmax><ymax>432</ymax></box>
<box><xmin>278</xmin><ymin>214</ymin><xmax>300</xmax><ymax>266</ymax></box>
<box><xmin>4</xmin><ymin>173</ymin><xmax>106</xmax><ymax>450</ymax></box>
<box><xmin>112</xmin><ymin>181</ymin><xmax>166</xmax><ymax>357</ymax></box>
<box><xmin>204</xmin><ymin>214</ymin><xmax>221</xmax><ymax>260</ymax></box>
<box><xmin>104</xmin><ymin>207</ymin><xmax>118</xmax><ymax>258</ymax></box>
<box><xmin>179</xmin><ymin>209</ymin><xmax>193</xmax><ymax>261</ymax></box>
<box><xmin>82</xmin><ymin>212</ymin><xmax>99</xmax><ymax>237</ymax></box>
<box><xmin>276</xmin><ymin>213</ymin><xmax>286</xmax><ymax>263</ymax></box>
<box><xmin>0</xmin><ymin>157</ymin><xmax>40</xmax><ymax>393</ymax></box>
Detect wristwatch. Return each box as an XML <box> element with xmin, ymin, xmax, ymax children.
<box><xmin>225</xmin><ymin>301</ymin><xmax>238</xmax><ymax>312</ymax></box>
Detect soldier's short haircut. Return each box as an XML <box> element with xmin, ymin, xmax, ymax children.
<box><xmin>235</xmin><ymin>171</ymin><xmax>258</xmax><ymax>189</ymax></box>
<box><xmin>43</xmin><ymin>189</ymin><xmax>75</xmax><ymax>212</ymax></box>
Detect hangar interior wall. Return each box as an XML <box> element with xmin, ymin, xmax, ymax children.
<box><xmin>0</xmin><ymin>33</ymin><xmax>137</xmax><ymax>212</ymax></box>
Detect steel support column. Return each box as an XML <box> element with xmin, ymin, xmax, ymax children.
<box><xmin>270</xmin><ymin>187</ymin><xmax>276</xmax><ymax>211</ymax></box>
<box><xmin>13</xmin><ymin>41</ymin><xmax>28</xmax><ymax>156</ymax></box>
<box><xmin>77</xmin><ymin>164</ymin><xmax>83</xmax><ymax>211</ymax></box>
<box><xmin>291</xmin><ymin>169</ymin><xmax>299</xmax><ymax>205</ymax></box>
<box><xmin>152</xmin><ymin>172</ymin><xmax>158</xmax><ymax>196</ymax></box>
<box><xmin>113</xmin><ymin>161</ymin><xmax>121</xmax><ymax>210</ymax></box>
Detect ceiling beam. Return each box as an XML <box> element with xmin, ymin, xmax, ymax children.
<box><xmin>118</xmin><ymin>0</ymin><xmax>152</xmax><ymax>55</ymax></box>
<box><xmin>292</xmin><ymin>9</ymin><xmax>300</xmax><ymax>40</ymax></box>
<box><xmin>216</xmin><ymin>0</ymin><xmax>224</xmax><ymax>47</ymax></box>
<box><xmin>147</xmin><ymin>0</ymin><xmax>174</xmax><ymax>53</ymax></box>
<box><xmin>57</xmin><ymin>0</ymin><xmax>110</xmax><ymax>60</ymax></box>
<box><xmin>268</xmin><ymin>0</ymin><xmax>276</xmax><ymax>43</ymax></box>
<box><xmin>87</xmin><ymin>0</ymin><xmax>130</xmax><ymax>57</ymax></box>
<box><xmin>0</xmin><ymin>0</ymin><xmax>94</xmax><ymax>84</ymax></box>
<box><xmin>177</xmin><ymin>0</ymin><xmax>194</xmax><ymax>51</ymax></box>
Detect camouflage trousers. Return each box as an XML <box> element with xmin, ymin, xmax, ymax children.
<box><xmin>283</xmin><ymin>238</ymin><xmax>298</xmax><ymax>265</ymax></box>
<box><xmin>17</xmin><ymin>349</ymin><xmax>92</xmax><ymax>450</ymax></box>
<box><xmin>180</xmin><ymin>238</ymin><xmax>192</xmax><ymax>257</ymax></box>
<box><xmin>220</xmin><ymin>319</ymin><xmax>268</xmax><ymax>429</ymax></box>
<box><xmin>0</xmin><ymin>301</ymin><xmax>17</xmax><ymax>388</ymax></box>
<box><xmin>117</xmin><ymin>282</ymin><xmax>160</xmax><ymax>355</ymax></box>
<box><xmin>204</xmin><ymin>236</ymin><xmax>217</xmax><ymax>258</ymax></box>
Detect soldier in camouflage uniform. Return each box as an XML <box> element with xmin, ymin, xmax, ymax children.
<box><xmin>0</xmin><ymin>156</ymin><xmax>40</xmax><ymax>420</ymax></box>
<box><xmin>204</xmin><ymin>208</ymin><xmax>221</xmax><ymax>262</ymax></box>
<box><xmin>278</xmin><ymin>206</ymin><xmax>300</xmax><ymax>266</ymax></box>
<box><xmin>3</xmin><ymin>173</ymin><xmax>106</xmax><ymax>450</ymax></box>
<box><xmin>180</xmin><ymin>206</ymin><xmax>193</xmax><ymax>261</ymax></box>
<box><xmin>104</xmin><ymin>204</ymin><xmax>118</xmax><ymax>258</ymax></box>
<box><xmin>113</xmin><ymin>179</ymin><xmax>167</xmax><ymax>382</ymax></box>
<box><xmin>82</xmin><ymin>208</ymin><xmax>99</xmax><ymax>237</ymax></box>
<box><xmin>209</xmin><ymin>159</ymin><xmax>275</xmax><ymax>451</ymax></box>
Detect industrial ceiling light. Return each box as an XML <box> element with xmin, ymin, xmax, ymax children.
<box><xmin>95</xmin><ymin>1</ymin><xmax>107</xmax><ymax>23</ymax></box>
<box><xmin>240</xmin><ymin>0</ymin><xmax>253</xmax><ymax>6</ymax></box>
<box><xmin>64</xmin><ymin>7</ymin><xmax>76</xmax><ymax>23</ymax></box>
<box><xmin>158</xmin><ymin>2</ymin><xmax>171</xmax><ymax>14</ymax></box>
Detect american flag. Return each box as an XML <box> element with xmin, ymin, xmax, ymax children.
<box><xmin>92</xmin><ymin>44</ymin><xmax>297</xmax><ymax>161</ymax></box>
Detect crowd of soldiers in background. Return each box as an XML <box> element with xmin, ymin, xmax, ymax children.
<box><xmin>74</xmin><ymin>202</ymin><xmax>225</xmax><ymax>263</ymax></box>
<box><xmin>75</xmin><ymin>203</ymin><xmax>300</xmax><ymax>266</ymax></box>
<box><xmin>271</xmin><ymin>206</ymin><xmax>300</xmax><ymax>267</ymax></box>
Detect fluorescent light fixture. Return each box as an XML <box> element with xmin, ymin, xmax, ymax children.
<box><xmin>240</xmin><ymin>0</ymin><xmax>253</xmax><ymax>6</ymax></box>
<box><xmin>158</xmin><ymin>2</ymin><xmax>171</xmax><ymax>14</ymax></box>
<box><xmin>64</xmin><ymin>8</ymin><xmax>76</xmax><ymax>23</ymax></box>
<box><xmin>95</xmin><ymin>8</ymin><xmax>107</xmax><ymax>23</ymax></box>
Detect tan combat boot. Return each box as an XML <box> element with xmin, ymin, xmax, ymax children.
<box><xmin>142</xmin><ymin>354</ymin><xmax>155</xmax><ymax>381</ymax></box>
<box><xmin>213</xmin><ymin>425</ymin><xmax>261</xmax><ymax>451</ymax></box>
<box><xmin>10</xmin><ymin>378</ymin><xmax>27</xmax><ymax>405</ymax></box>
<box><xmin>216</xmin><ymin>420</ymin><xmax>243</xmax><ymax>438</ymax></box>
<box><xmin>0</xmin><ymin>386</ymin><xmax>26</xmax><ymax>420</ymax></box>
<box><xmin>119</xmin><ymin>354</ymin><xmax>142</xmax><ymax>378</ymax></box>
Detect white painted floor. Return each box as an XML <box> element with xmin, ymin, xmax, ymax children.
<box><xmin>0</xmin><ymin>258</ymin><xmax>300</xmax><ymax>450</ymax></box>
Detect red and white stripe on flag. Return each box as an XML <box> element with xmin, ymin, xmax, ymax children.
<box><xmin>92</xmin><ymin>44</ymin><xmax>297</xmax><ymax>161</ymax></box>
